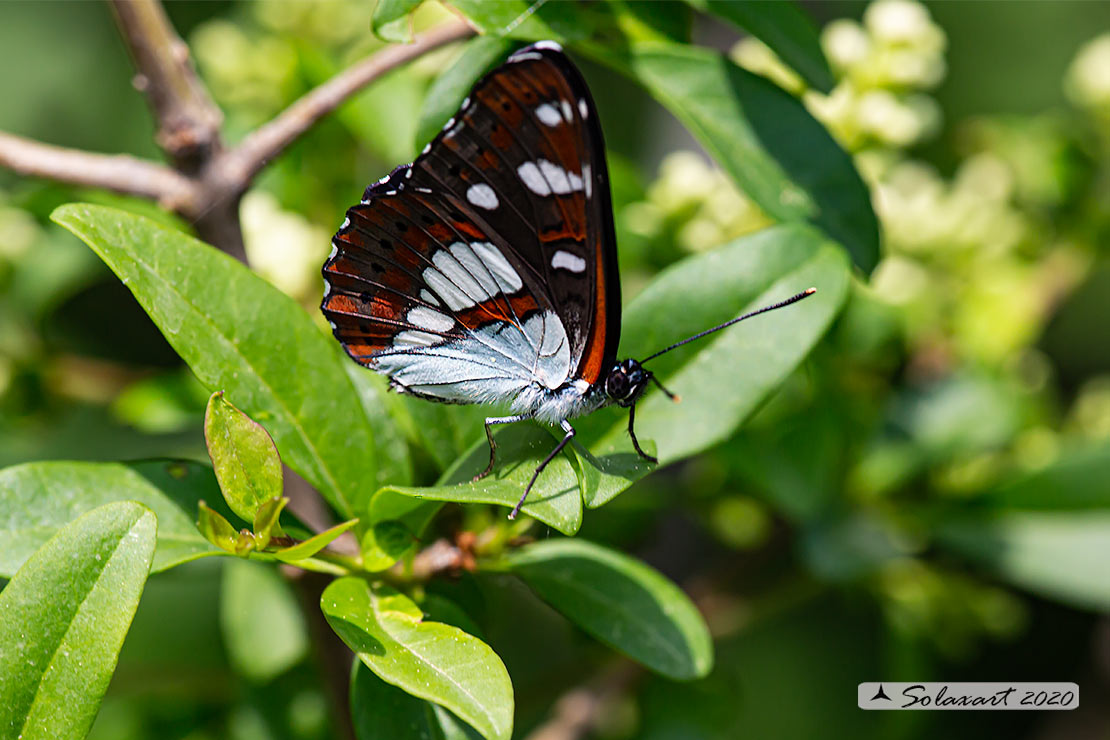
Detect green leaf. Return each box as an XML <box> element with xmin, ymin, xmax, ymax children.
<box><xmin>387</xmin><ymin>395</ymin><xmax>487</xmax><ymax>473</ymax></box>
<box><xmin>978</xmin><ymin>443</ymin><xmax>1110</xmax><ymax>510</ymax></box>
<box><xmin>372</xmin><ymin>0</ymin><xmax>423</xmax><ymax>43</ymax></box>
<box><xmin>0</xmin><ymin>501</ymin><xmax>156</xmax><ymax>740</ymax></box>
<box><xmin>416</xmin><ymin>36</ymin><xmax>519</xmax><ymax>147</ymax></box>
<box><xmin>351</xmin><ymin>662</ymin><xmax>483</xmax><ymax>740</ymax></box>
<box><xmin>589</xmin><ymin>224</ymin><xmax>850</xmax><ymax>506</ymax></box>
<box><xmin>361</xmin><ymin>520</ymin><xmax>418</xmax><ymax>571</ymax></box>
<box><xmin>197</xmin><ymin>501</ymin><xmax>240</xmax><ymax>554</ymax></box>
<box><xmin>504</xmin><ymin>539</ymin><xmax>713</xmax><ymax>679</ymax></box>
<box><xmin>381</xmin><ymin>423</ymin><xmax>583</xmax><ymax>534</ymax></box>
<box><xmin>448</xmin><ymin>0</ymin><xmax>594</xmax><ymax>41</ymax></box>
<box><xmin>0</xmin><ymin>459</ymin><xmax>232</xmax><ymax>576</ymax></box>
<box><xmin>204</xmin><ymin>391</ymin><xmax>283</xmax><ymax>523</ymax></box>
<box><xmin>323</xmin><ymin>578</ymin><xmax>513</xmax><ymax>740</ymax></box>
<box><xmin>937</xmin><ymin>513</ymin><xmax>1110</xmax><ymax>612</ymax></box>
<box><xmin>52</xmin><ymin>204</ymin><xmax>409</xmax><ymax>517</ymax></box>
<box><xmin>692</xmin><ymin>0</ymin><xmax>834</xmax><ymax>93</ymax></box>
<box><xmin>611</xmin><ymin>0</ymin><xmax>693</xmax><ymax>44</ymax></box>
<box><xmin>584</xmin><ymin>42</ymin><xmax>878</xmax><ymax>274</ymax></box>
<box><xmin>220</xmin><ymin>559</ymin><xmax>308</xmax><ymax>682</ymax></box>
<box><xmin>274</xmin><ymin>518</ymin><xmax>358</xmax><ymax>563</ymax></box>
<box><xmin>252</xmin><ymin>496</ymin><xmax>287</xmax><ymax>550</ymax></box>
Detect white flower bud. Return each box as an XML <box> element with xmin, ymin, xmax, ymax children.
<box><xmin>823</xmin><ymin>20</ymin><xmax>871</xmax><ymax>71</ymax></box>
<box><xmin>1065</xmin><ymin>34</ymin><xmax>1110</xmax><ymax>110</ymax></box>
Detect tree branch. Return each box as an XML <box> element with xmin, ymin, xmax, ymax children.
<box><xmin>0</xmin><ymin>8</ymin><xmax>473</xmax><ymax>259</ymax></box>
<box><xmin>216</xmin><ymin>20</ymin><xmax>475</xmax><ymax>190</ymax></box>
<box><xmin>0</xmin><ymin>131</ymin><xmax>195</xmax><ymax>208</ymax></box>
<box><xmin>109</xmin><ymin>0</ymin><xmax>223</xmax><ymax>171</ymax></box>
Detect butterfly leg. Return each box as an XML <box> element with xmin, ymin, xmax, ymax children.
<box><xmin>509</xmin><ymin>419</ymin><xmax>575</xmax><ymax>520</ymax></box>
<box><xmin>474</xmin><ymin>414</ymin><xmax>531</xmax><ymax>482</ymax></box>
<box><xmin>627</xmin><ymin>404</ymin><xmax>658</xmax><ymax>464</ymax></box>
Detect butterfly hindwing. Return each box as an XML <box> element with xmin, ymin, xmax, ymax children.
<box><xmin>322</xmin><ymin>42</ymin><xmax>619</xmax><ymax>406</ymax></box>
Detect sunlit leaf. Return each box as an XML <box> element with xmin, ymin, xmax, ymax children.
<box><xmin>0</xmin><ymin>459</ymin><xmax>231</xmax><ymax>576</ymax></box>
<box><xmin>52</xmin><ymin>204</ymin><xmax>410</xmax><ymax>517</ymax></box>
<box><xmin>323</xmin><ymin>578</ymin><xmax>513</xmax><ymax>740</ymax></box>
<box><xmin>204</xmin><ymin>391</ymin><xmax>283</xmax><ymax>523</ymax></box>
<box><xmin>0</xmin><ymin>502</ymin><xmax>155</xmax><ymax>740</ymax></box>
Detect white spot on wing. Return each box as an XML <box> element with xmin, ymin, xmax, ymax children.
<box><xmin>419</xmin><ymin>289</ymin><xmax>440</xmax><ymax>306</ymax></box>
<box><xmin>423</xmin><ymin>266</ymin><xmax>476</xmax><ymax>310</ymax></box>
<box><xmin>578</xmin><ymin>98</ymin><xmax>589</xmax><ymax>119</ymax></box>
<box><xmin>533</xmin><ymin>40</ymin><xmax>563</xmax><ymax>52</ymax></box>
<box><xmin>519</xmin><ymin>160</ymin><xmax>584</xmax><ymax>196</ymax></box>
<box><xmin>431</xmin><ymin>248</ymin><xmax>491</xmax><ymax>306</ymax></box>
<box><xmin>583</xmin><ymin>164</ymin><xmax>592</xmax><ymax>198</ymax></box>
<box><xmin>541</xmin><ymin>159</ymin><xmax>584</xmax><ymax>194</ymax></box>
<box><xmin>340</xmin><ymin>217</ymin><xmax>350</xmax><ymax>229</ymax></box>
<box><xmin>470</xmin><ymin>241</ymin><xmax>523</xmax><ymax>292</ymax></box>
<box><xmin>551</xmin><ymin>250</ymin><xmax>586</xmax><ymax>273</ymax></box>
<box><xmin>466</xmin><ymin>183</ymin><xmax>499</xmax><ymax>210</ymax></box>
<box><xmin>536</xmin><ymin>103</ymin><xmax>562</xmax><ymax>127</ymax></box>
<box><xmin>511</xmin><ymin>51</ymin><xmax>543</xmax><ymax>62</ymax></box>
<box><xmin>518</xmin><ymin>162</ymin><xmax>550</xmax><ymax>196</ymax></box>
<box><xmin>407</xmin><ymin>306</ymin><xmax>455</xmax><ymax>332</ymax></box>
<box><xmin>561</xmin><ymin>99</ymin><xmax>573</xmax><ymax>122</ymax></box>
<box><xmin>448</xmin><ymin>241</ymin><xmax>499</xmax><ymax>297</ymax></box>
<box><xmin>394</xmin><ymin>330</ymin><xmax>441</xmax><ymax>347</ymax></box>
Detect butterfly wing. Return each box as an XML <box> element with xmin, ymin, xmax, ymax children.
<box><xmin>322</xmin><ymin>42</ymin><xmax>619</xmax><ymax>407</ymax></box>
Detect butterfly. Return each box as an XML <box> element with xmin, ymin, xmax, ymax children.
<box><xmin>321</xmin><ymin>41</ymin><xmax>814</xmax><ymax>519</ymax></box>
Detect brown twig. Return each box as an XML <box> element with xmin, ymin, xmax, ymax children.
<box><xmin>219</xmin><ymin>21</ymin><xmax>475</xmax><ymax>189</ymax></box>
<box><xmin>0</xmin><ymin>6</ymin><xmax>473</xmax><ymax>259</ymax></box>
<box><xmin>0</xmin><ymin>132</ymin><xmax>195</xmax><ymax>208</ymax></box>
<box><xmin>109</xmin><ymin>0</ymin><xmax>223</xmax><ymax>171</ymax></box>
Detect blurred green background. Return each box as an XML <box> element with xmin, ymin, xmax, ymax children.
<box><xmin>1</xmin><ymin>1</ymin><xmax>1108</xmax><ymax>738</ymax></box>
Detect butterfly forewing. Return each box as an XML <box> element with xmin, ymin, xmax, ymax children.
<box><xmin>322</xmin><ymin>42</ymin><xmax>619</xmax><ymax>406</ymax></box>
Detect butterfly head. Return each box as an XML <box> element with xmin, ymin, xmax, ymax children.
<box><xmin>604</xmin><ymin>359</ymin><xmax>652</xmax><ymax>407</ymax></box>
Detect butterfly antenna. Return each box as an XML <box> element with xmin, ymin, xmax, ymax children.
<box><xmin>640</xmin><ymin>288</ymin><xmax>817</xmax><ymax>364</ymax></box>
